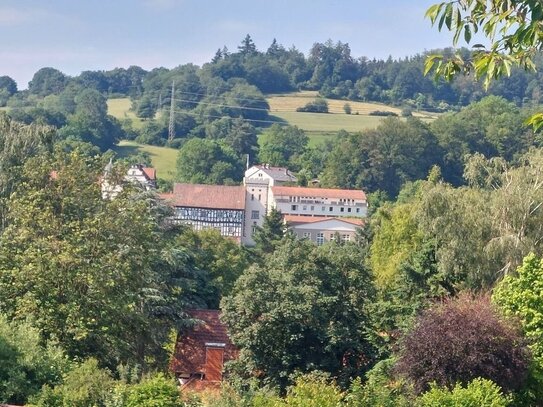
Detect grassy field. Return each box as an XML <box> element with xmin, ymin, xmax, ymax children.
<box><xmin>113</xmin><ymin>140</ymin><xmax>178</xmax><ymax>181</ymax></box>
<box><xmin>107</xmin><ymin>98</ymin><xmax>146</xmax><ymax>129</ymax></box>
<box><xmin>267</xmin><ymin>91</ymin><xmax>437</xmax><ymax>118</ymax></box>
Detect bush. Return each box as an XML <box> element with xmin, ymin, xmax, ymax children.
<box><xmin>296</xmin><ymin>98</ymin><xmax>329</xmax><ymax>113</ymax></box>
<box><xmin>369</xmin><ymin>111</ymin><xmax>398</xmax><ymax>117</ymax></box>
<box><xmin>395</xmin><ymin>294</ymin><xmax>530</xmax><ymax>394</ymax></box>
<box><xmin>29</xmin><ymin>359</ymin><xmax>114</xmax><ymax>407</ymax></box>
<box><xmin>417</xmin><ymin>378</ymin><xmax>510</xmax><ymax>407</ymax></box>
<box><xmin>124</xmin><ymin>374</ymin><xmax>183</xmax><ymax>407</ymax></box>
<box><xmin>343</xmin><ymin>103</ymin><xmax>352</xmax><ymax>114</ymax></box>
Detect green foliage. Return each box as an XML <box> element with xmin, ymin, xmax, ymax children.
<box><xmin>296</xmin><ymin>98</ymin><xmax>329</xmax><ymax>113</ymax></box>
<box><xmin>0</xmin><ymin>316</ymin><xmax>70</xmax><ymax>405</ymax></box>
<box><xmin>494</xmin><ymin>254</ymin><xmax>543</xmax><ymax>367</ymax></box>
<box><xmin>124</xmin><ymin>374</ymin><xmax>183</xmax><ymax>407</ymax></box>
<box><xmin>424</xmin><ymin>1</ymin><xmax>543</xmax><ymax>127</ymax></box>
<box><xmin>28</xmin><ymin>67</ymin><xmax>68</xmax><ymax>97</ymax></box>
<box><xmin>369</xmin><ymin>202</ymin><xmax>424</xmax><ymax>288</ymax></box>
<box><xmin>221</xmin><ymin>238</ymin><xmax>375</xmax><ymax>390</ymax></box>
<box><xmin>29</xmin><ymin>358</ymin><xmax>115</xmax><ymax>407</ymax></box>
<box><xmin>417</xmin><ymin>378</ymin><xmax>510</xmax><ymax>407</ymax></box>
<box><xmin>176</xmin><ymin>138</ymin><xmax>243</xmax><ymax>184</ymax></box>
<box><xmin>0</xmin><ymin>113</ymin><xmax>55</xmax><ymax>229</ymax></box>
<box><xmin>258</xmin><ymin>124</ymin><xmax>308</xmax><ymax>170</ymax></box>
<box><xmin>252</xmin><ymin>207</ymin><xmax>285</xmax><ymax>255</ymax></box>
<box><xmin>320</xmin><ymin>117</ymin><xmax>442</xmax><ymax>197</ymax></box>
<box><xmin>0</xmin><ymin>150</ymin><xmax>192</xmax><ymax>369</ymax></box>
<box><xmin>176</xmin><ymin>228</ymin><xmax>251</xmax><ymax>308</ymax></box>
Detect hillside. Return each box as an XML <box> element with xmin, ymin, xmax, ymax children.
<box><xmin>113</xmin><ymin>140</ymin><xmax>177</xmax><ymax>181</ymax></box>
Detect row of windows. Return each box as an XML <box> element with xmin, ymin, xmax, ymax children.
<box><xmin>175</xmin><ymin>207</ymin><xmax>244</xmax><ymax>222</ymax></box>
<box><xmin>290</xmin><ymin>205</ymin><xmax>361</xmax><ymax>214</ymax></box>
<box><xmin>310</xmin><ymin>232</ymin><xmax>351</xmax><ymax>245</ymax></box>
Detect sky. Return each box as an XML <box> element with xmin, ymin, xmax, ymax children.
<box><xmin>0</xmin><ymin>0</ymin><xmax>462</xmax><ymax>89</ymax></box>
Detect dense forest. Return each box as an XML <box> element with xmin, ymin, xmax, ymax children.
<box><xmin>2</xmin><ymin>33</ymin><xmax>543</xmax><ymax>406</ymax></box>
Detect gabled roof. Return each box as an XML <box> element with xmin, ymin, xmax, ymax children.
<box><xmin>142</xmin><ymin>167</ymin><xmax>156</xmax><ymax>181</ymax></box>
<box><xmin>272</xmin><ymin>186</ymin><xmax>366</xmax><ymax>201</ymax></box>
<box><xmin>163</xmin><ymin>184</ymin><xmax>246</xmax><ymax>210</ymax></box>
<box><xmin>284</xmin><ymin>215</ymin><xmax>364</xmax><ymax>226</ymax></box>
<box><xmin>246</xmin><ymin>165</ymin><xmax>297</xmax><ymax>182</ymax></box>
<box><xmin>170</xmin><ymin>309</ymin><xmax>238</xmax><ymax>375</ymax></box>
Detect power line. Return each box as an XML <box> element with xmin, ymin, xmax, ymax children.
<box><xmin>175</xmin><ymin>98</ymin><xmax>270</xmax><ymax>112</ymax></box>
<box><xmin>171</xmin><ymin>89</ymin><xmax>274</xmax><ymax>104</ymax></box>
<box><xmin>170</xmin><ymin>108</ymin><xmax>289</xmax><ymax>127</ymax></box>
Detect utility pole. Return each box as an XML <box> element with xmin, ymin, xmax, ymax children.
<box><xmin>168</xmin><ymin>81</ymin><xmax>175</xmax><ymax>142</ymax></box>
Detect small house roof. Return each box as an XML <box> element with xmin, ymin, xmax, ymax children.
<box><xmin>170</xmin><ymin>309</ymin><xmax>238</xmax><ymax>375</ymax></box>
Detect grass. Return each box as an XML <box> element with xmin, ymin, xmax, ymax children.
<box><xmin>265</xmin><ymin>91</ymin><xmax>438</xmax><ymax>145</ymax></box>
<box><xmin>113</xmin><ymin>140</ymin><xmax>178</xmax><ymax>181</ymax></box>
<box><xmin>107</xmin><ymin>98</ymin><xmax>146</xmax><ymax>129</ymax></box>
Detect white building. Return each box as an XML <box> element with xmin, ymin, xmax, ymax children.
<box><xmin>161</xmin><ymin>164</ymin><xmax>367</xmax><ymax>246</ymax></box>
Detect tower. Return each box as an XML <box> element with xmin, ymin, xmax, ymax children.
<box><xmin>168</xmin><ymin>81</ymin><xmax>175</xmax><ymax>142</ymax></box>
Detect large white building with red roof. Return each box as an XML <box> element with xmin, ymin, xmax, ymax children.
<box><xmin>161</xmin><ymin>164</ymin><xmax>367</xmax><ymax>246</ymax></box>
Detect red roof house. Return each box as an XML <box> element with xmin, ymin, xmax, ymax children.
<box><xmin>170</xmin><ymin>310</ymin><xmax>238</xmax><ymax>391</ymax></box>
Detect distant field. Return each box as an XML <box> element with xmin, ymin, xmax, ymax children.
<box><xmin>113</xmin><ymin>140</ymin><xmax>177</xmax><ymax>181</ymax></box>
<box><xmin>107</xmin><ymin>98</ymin><xmax>146</xmax><ymax>129</ymax></box>
<box><xmin>270</xmin><ymin>111</ymin><xmax>386</xmax><ymax>133</ymax></box>
<box><xmin>267</xmin><ymin>91</ymin><xmax>438</xmax><ymax>118</ymax></box>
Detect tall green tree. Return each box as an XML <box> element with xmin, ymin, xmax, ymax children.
<box><xmin>221</xmin><ymin>238</ymin><xmax>375</xmax><ymax>390</ymax></box>
<box><xmin>0</xmin><ymin>151</ymin><xmax>192</xmax><ymax>369</ymax></box>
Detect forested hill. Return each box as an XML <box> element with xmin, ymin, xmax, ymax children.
<box><xmin>2</xmin><ymin>35</ymin><xmax>543</xmax><ymax>112</ymax></box>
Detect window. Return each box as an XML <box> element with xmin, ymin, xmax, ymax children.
<box><xmin>258</xmin><ymin>194</ymin><xmax>261</xmax><ymax>201</ymax></box>
<box><xmin>251</xmin><ymin>194</ymin><xmax>254</xmax><ymax>201</ymax></box>
<box><xmin>356</xmin><ymin>208</ymin><xmax>360</xmax><ymax>213</ymax></box>
<box><xmin>251</xmin><ymin>210</ymin><xmax>260</xmax><ymax>219</ymax></box>
<box><xmin>291</xmin><ymin>205</ymin><xmax>298</xmax><ymax>211</ymax></box>
<box><xmin>303</xmin><ymin>205</ymin><xmax>307</xmax><ymax>210</ymax></box>
<box><xmin>348</xmin><ymin>208</ymin><xmax>352</xmax><ymax>213</ymax></box>
<box><xmin>342</xmin><ymin>234</ymin><xmax>350</xmax><ymax>242</ymax></box>
<box><xmin>329</xmin><ymin>207</ymin><xmax>334</xmax><ymax>212</ymax></box>
<box><xmin>252</xmin><ymin>221</ymin><xmax>258</xmax><ymax>234</ymax></box>
<box><xmin>340</xmin><ymin>207</ymin><xmax>344</xmax><ymax>212</ymax></box>
<box><xmin>316</xmin><ymin>232</ymin><xmax>324</xmax><ymax>246</ymax></box>
<box><xmin>322</xmin><ymin>206</ymin><xmax>326</xmax><ymax>211</ymax></box>
<box><xmin>311</xmin><ymin>206</ymin><xmax>314</xmax><ymax>211</ymax></box>
<box><xmin>303</xmin><ymin>232</ymin><xmax>311</xmax><ymax>239</ymax></box>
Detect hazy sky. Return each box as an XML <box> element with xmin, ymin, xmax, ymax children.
<box><xmin>0</xmin><ymin>0</ymin><xmax>460</xmax><ymax>89</ymax></box>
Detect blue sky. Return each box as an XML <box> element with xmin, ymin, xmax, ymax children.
<box><xmin>0</xmin><ymin>0</ymin><xmax>460</xmax><ymax>89</ymax></box>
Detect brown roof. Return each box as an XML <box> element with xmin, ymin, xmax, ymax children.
<box><xmin>284</xmin><ymin>215</ymin><xmax>364</xmax><ymax>226</ymax></box>
<box><xmin>164</xmin><ymin>184</ymin><xmax>246</xmax><ymax>210</ymax></box>
<box><xmin>142</xmin><ymin>167</ymin><xmax>156</xmax><ymax>180</ymax></box>
<box><xmin>170</xmin><ymin>309</ymin><xmax>238</xmax><ymax>375</ymax></box>
<box><xmin>272</xmin><ymin>186</ymin><xmax>366</xmax><ymax>201</ymax></box>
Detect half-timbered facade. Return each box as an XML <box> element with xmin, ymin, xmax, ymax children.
<box><xmin>161</xmin><ymin>184</ymin><xmax>247</xmax><ymax>243</ymax></box>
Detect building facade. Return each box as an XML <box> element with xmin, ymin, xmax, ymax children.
<box><xmin>161</xmin><ymin>164</ymin><xmax>367</xmax><ymax>246</ymax></box>
<box><xmin>161</xmin><ymin>183</ymin><xmax>247</xmax><ymax>243</ymax></box>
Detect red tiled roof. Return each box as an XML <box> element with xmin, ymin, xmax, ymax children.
<box><xmin>163</xmin><ymin>184</ymin><xmax>246</xmax><ymax>210</ymax></box>
<box><xmin>142</xmin><ymin>167</ymin><xmax>156</xmax><ymax>180</ymax></box>
<box><xmin>283</xmin><ymin>215</ymin><xmax>364</xmax><ymax>226</ymax></box>
<box><xmin>170</xmin><ymin>309</ymin><xmax>238</xmax><ymax>375</ymax></box>
<box><xmin>272</xmin><ymin>186</ymin><xmax>366</xmax><ymax>201</ymax></box>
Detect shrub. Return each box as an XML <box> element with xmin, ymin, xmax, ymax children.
<box><xmin>395</xmin><ymin>294</ymin><xmax>530</xmax><ymax>394</ymax></box>
<box><xmin>296</xmin><ymin>98</ymin><xmax>329</xmax><ymax>113</ymax></box>
<box><xmin>343</xmin><ymin>103</ymin><xmax>352</xmax><ymax>114</ymax></box>
<box><xmin>125</xmin><ymin>374</ymin><xmax>183</xmax><ymax>407</ymax></box>
<box><xmin>417</xmin><ymin>378</ymin><xmax>510</xmax><ymax>407</ymax></box>
<box><xmin>369</xmin><ymin>111</ymin><xmax>398</xmax><ymax>117</ymax></box>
